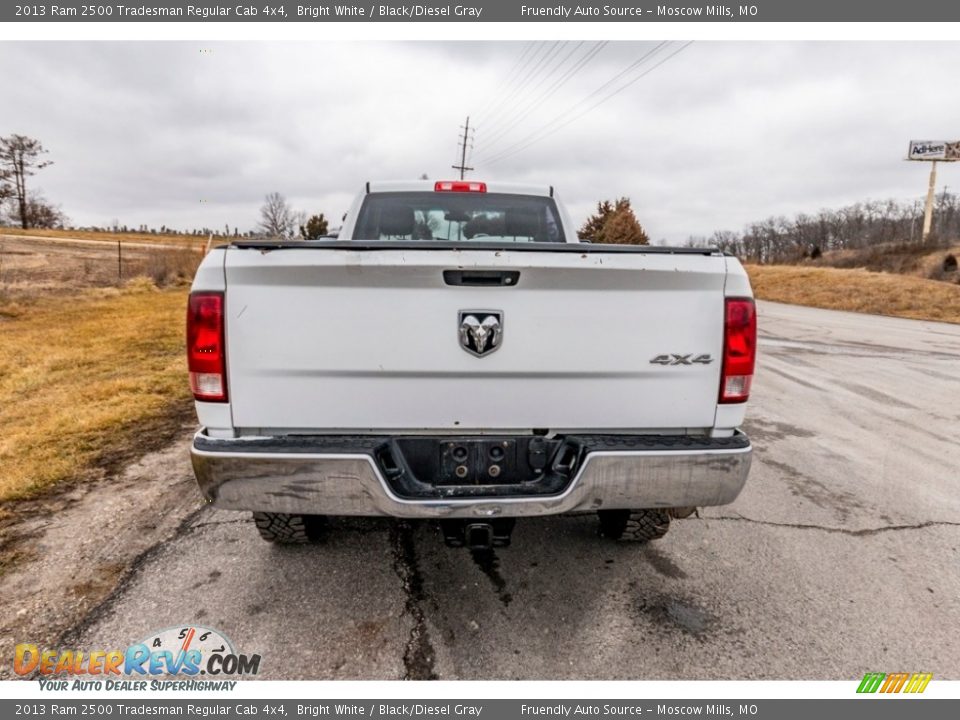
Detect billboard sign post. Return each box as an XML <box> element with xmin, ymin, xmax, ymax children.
<box><xmin>907</xmin><ymin>141</ymin><xmax>959</xmax><ymax>240</ymax></box>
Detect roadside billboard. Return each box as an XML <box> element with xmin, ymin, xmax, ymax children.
<box><xmin>908</xmin><ymin>140</ymin><xmax>960</xmax><ymax>161</ymax></box>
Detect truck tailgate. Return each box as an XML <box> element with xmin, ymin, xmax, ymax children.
<box><xmin>222</xmin><ymin>248</ymin><xmax>726</xmax><ymax>432</ymax></box>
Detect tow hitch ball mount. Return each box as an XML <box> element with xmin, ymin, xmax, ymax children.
<box><xmin>441</xmin><ymin>518</ymin><xmax>516</xmax><ymax>551</ymax></box>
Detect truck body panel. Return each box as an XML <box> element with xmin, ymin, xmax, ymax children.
<box><xmin>221</xmin><ymin>248</ymin><xmax>727</xmax><ymax>433</ymax></box>
<box><xmin>187</xmin><ymin>181</ymin><xmax>756</xmax><ymax>543</ymax></box>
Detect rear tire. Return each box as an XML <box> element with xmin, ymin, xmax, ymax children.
<box><xmin>597</xmin><ymin>509</ymin><xmax>671</xmax><ymax>543</ymax></box>
<box><xmin>252</xmin><ymin>512</ymin><xmax>326</xmax><ymax>544</ymax></box>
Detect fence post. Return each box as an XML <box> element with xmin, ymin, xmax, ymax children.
<box><xmin>117</xmin><ymin>240</ymin><xmax>122</xmax><ymax>283</ymax></box>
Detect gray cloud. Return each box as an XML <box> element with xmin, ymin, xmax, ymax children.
<box><xmin>2</xmin><ymin>41</ymin><xmax>958</xmax><ymax>241</ymax></box>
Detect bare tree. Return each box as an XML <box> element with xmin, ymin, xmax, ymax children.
<box><xmin>258</xmin><ymin>192</ymin><xmax>297</xmax><ymax>238</ymax></box>
<box><xmin>294</xmin><ymin>210</ymin><xmax>308</xmax><ymax>237</ymax></box>
<box><xmin>23</xmin><ymin>194</ymin><xmax>66</xmax><ymax>229</ymax></box>
<box><xmin>0</xmin><ymin>134</ymin><xmax>54</xmax><ymax>229</ymax></box>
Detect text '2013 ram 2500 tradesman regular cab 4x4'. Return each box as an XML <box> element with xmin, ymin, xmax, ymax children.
<box><xmin>187</xmin><ymin>180</ymin><xmax>756</xmax><ymax>549</ymax></box>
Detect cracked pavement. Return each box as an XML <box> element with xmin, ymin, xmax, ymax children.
<box><xmin>62</xmin><ymin>300</ymin><xmax>960</xmax><ymax>679</ymax></box>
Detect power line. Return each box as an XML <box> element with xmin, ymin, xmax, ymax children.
<box><xmin>475</xmin><ymin>41</ymin><xmax>671</xmax><ymax>164</ymax></box>
<box><xmin>478</xmin><ymin>41</ymin><xmax>587</xmax><ymax>145</ymax></box>
<box><xmin>477</xmin><ymin>41</ymin><xmax>565</xmax><ymax>130</ymax></box>
<box><xmin>473</xmin><ymin>42</ymin><xmax>551</xmax><ymax>126</ymax></box>
<box><xmin>471</xmin><ymin>41</ymin><xmax>536</xmax><ymax>120</ymax></box>
<box><xmin>484</xmin><ymin>42</ymin><xmax>693</xmax><ymax>167</ymax></box>
<box><xmin>480</xmin><ymin>42</ymin><xmax>694</xmax><ymax>167</ymax></box>
<box><xmin>476</xmin><ymin>42</ymin><xmax>607</xmax><ymax>156</ymax></box>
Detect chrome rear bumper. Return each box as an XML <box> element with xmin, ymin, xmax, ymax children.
<box><xmin>191</xmin><ymin>431</ymin><xmax>751</xmax><ymax>519</ymax></box>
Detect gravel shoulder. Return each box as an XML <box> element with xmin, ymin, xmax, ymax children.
<box><xmin>0</xmin><ymin>430</ymin><xmax>203</xmax><ymax>679</ymax></box>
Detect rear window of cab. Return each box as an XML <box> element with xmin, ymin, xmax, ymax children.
<box><xmin>354</xmin><ymin>191</ymin><xmax>565</xmax><ymax>243</ymax></box>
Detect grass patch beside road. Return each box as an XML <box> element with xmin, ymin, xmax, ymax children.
<box><xmin>1</xmin><ymin>227</ymin><xmax>208</xmax><ymax>249</ymax></box>
<box><xmin>747</xmin><ymin>264</ymin><xmax>960</xmax><ymax>324</ymax></box>
<box><xmin>0</xmin><ymin>282</ymin><xmax>192</xmax><ymax>503</ymax></box>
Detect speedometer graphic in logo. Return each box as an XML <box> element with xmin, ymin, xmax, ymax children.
<box><xmin>129</xmin><ymin>624</ymin><xmax>260</xmax><ymax>677</ymax></box>
<box><xmin>139</xmin><ymin>625</ymin><xmax>234</xmax><ymax>670</ymax></box>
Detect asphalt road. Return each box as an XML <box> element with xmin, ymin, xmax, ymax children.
<box><xmin>67</xmin><ymin>301</ymin><xmax>960</xmax><ymax>680</ymax></box>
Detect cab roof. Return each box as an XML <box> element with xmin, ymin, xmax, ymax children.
<box><xmin>365</xmin><ymin>180</ymin><xmax>553</xmax><ymax>197</ymax></box>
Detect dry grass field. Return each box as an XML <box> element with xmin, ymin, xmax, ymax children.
<box><xmin>0</xmin><ymin>227</ymin><xmax>211</xmax><ymax>249</ymax></box>
<box><xmin>0</xmin><ymin>236</ymin><xmax>202</xmax><ymax>295</ymax></box>
<box><xmin>747</xmin><ymin>264</ymin><xmax>960</xmax><ymax>324</ymax></box>
<box><xmin>0</xmin><ymin>232</ymin><xmax>202</xmax><ymax>505</ymax></box>
<box><xmin>0</xmin><ymin>282</ymin><xmax>192</xmax><ymax>503</ymax></box>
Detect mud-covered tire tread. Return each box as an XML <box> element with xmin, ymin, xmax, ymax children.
<box><xmin>621</xmin><ymin>509</ymin><xmax>671</xmax><ymax>543</ymax></box>
<box><xmin>598</xmin><ymin>509</ymin><xmax>671</xmax><ymax>543</ymax></box>
<box><xmin>252</xmin><ymin>512</ymin><xmax>324</xmax><ymax>544</ymax></box>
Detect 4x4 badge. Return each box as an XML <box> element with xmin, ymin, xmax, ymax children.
<box><xmin>650</xmin><ymin>354</ymin><xmax>714</xmax><ymax>365</ymax></box>
<box><xmin>459</xmin><ymin>311</ymin><xmax>503</xmax><ymax>357</ymax></box>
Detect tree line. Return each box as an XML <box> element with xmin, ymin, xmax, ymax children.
<box><xmin>8</xmin><ymin>130</ymin><xmax>956</xmax><ymax>256</ymax></box>
<box><xmin>689</xmin><ymin>194</ymin><xmax>960</xmax><ymax>263</ymax></box>
<box><xmin>2</xmin><ymin>130</ymin><xmax>648</xmax><ymax>244</ymax></box>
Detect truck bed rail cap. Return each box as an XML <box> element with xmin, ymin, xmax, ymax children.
<box><xmin>227</xmin><ymin>239</ymin><xmax>721</xmax><ymax>254</ymax></box>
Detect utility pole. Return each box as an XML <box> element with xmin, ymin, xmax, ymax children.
<box><xmin>452</xmin><ymin>116</ymin><xmax>474</xmax><ymax>180</ymax></box>
<box><xmin>922</xmin><ymin>160</ymin><xmax>937</xmax><ymax>241</ymax></box>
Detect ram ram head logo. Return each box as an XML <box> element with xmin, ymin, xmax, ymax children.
<box><xmin>458</xmin><ymin>311</ymin><xmax>503</xmax><ymax>357</ymax></box>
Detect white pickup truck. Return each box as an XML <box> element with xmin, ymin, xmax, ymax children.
<box><xmin>187</xmin><ymin>180</ymin><xmax>755</xmax><ymax>549</ymax></box>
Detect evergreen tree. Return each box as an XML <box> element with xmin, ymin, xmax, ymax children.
<box><xmin>299</xmin><ymin>213</ymin><xmax>330</xmax><ymax>239</ymax></box>
<box><xmin>578</xmin><ymin>197</ymin><xmax>649</xmax><ymax>245</ymax></box>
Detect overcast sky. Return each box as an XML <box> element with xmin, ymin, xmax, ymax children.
<box><xmin>3</xmin><ymin>41</ymin><xmax>959</xmax><ymax>242</ymax></box>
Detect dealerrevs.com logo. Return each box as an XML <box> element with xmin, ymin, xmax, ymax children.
<box><xmin>15</xmin><ymin>626</ymin><xmax>261</xmax><ymax>691</ymax></box>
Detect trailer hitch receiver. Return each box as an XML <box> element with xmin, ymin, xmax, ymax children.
<box><xmin>441</xmin><ymin>519</ymin><xmax>516</xmax><ymax>550</ymax></box>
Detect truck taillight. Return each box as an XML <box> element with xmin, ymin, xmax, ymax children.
<box><xmin>719</xmin><ymin>297</ymin><xmax>756</xmax><ymax>404</ymax></box>
<box><xmin>187</xmin><ymin>292</ymin><xmax>227</xmax><ymax>402</ymax></box>
<box><xmin>434</xmin><ymin>180</ymin><xmax>487</xmax><ymax>193</ymax></box>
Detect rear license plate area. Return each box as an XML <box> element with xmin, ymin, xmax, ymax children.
<box><xmin>438</xmin><ymin>439</ymin><xmax>518</xmax><ymax>485</ymax></box>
